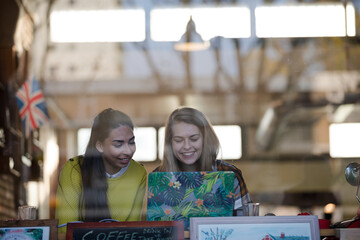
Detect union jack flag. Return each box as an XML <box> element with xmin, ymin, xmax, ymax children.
<box><xmin>16</xmin><ymin>75</ymin><xmax>50</xmax><ymax>137</ymax></box>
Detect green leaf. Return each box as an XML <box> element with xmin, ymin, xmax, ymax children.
<box><xmin>184</xmin><ymin>188</ymin><xmax>194</xmax><ymax>199</ymax></box>
<box><xmin>180</xmin><ymin>202</ymin><xmax>194</xmax><ymax>216</ymax></box>
<box><xmin>147</xmin><ymin>202</ymin><xmax>166</xmax><ymax>220</ymax></box>
<box><xmin>205</xmin><ymin>174</ymin><xmax>219</xmax><ymax>192</ymax></box>
<box><xmin>148</xmin><ymin>173</ymin><xmax>171</xmax><ymax>195</ymax></box>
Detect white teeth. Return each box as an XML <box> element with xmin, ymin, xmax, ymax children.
<box><xmin>183</xmin><ymin>153</ymin><xmax>193</xmax><ymax>156</ymax></box>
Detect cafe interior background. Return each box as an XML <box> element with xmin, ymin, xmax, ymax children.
<box><xmin>1</xmin><ymin>0</ymin><xmax>360</xmax><ymax>225</ymax></box>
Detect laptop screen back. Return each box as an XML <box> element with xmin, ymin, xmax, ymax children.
<box><xmin>147</xmin><ymin>171</ymin><xmax>235</xmax><ymax>230</ymax></box>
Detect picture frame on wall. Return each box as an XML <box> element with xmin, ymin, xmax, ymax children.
<box><xmin>190</xmin><ymin>215</ymin><xmax>320</xmax><ymax>240</ymax></box>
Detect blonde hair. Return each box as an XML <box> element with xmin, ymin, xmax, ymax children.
<box><xmin>159</xmin><ymin>107</ymin><xmax>219</xmax><ymax>172</ymax></box>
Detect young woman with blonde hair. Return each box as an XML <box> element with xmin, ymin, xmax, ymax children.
<box><xmin>155</xmin><ymin>107</ymin><xmax>251</xmax><ymax>215</ymax></box>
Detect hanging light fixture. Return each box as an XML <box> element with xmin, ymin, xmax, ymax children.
<box><xmin>174</xmin><ymin>16</ymin><xmax>210</xmax><ymax>52</ymax></box>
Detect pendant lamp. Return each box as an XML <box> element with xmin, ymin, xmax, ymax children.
<box><xmin>174</xmin><ymin>16</ymin><xmax>210</xmax><ymax>52</ymax></box>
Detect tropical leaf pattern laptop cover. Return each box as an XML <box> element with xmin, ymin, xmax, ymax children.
<box><xmin>147</xmin><ymin>171</ymin><xmax>235</xmax><ymax>230</ymax></box>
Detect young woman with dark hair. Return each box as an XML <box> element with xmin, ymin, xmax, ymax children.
<box><xmin>56</xmin><ymin>108</ymin><xmax>146</xmax><ymax>231</ymax></box>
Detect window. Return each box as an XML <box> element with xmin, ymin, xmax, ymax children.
<box><xmin>77</xmin><ymin>127</ymin><xmax>157</xmax><ymax>162</ymax></box>
<box><xmin>329</xmin><ymin>123</ymin><xmax>360</xmax><ymax>158</ymax></box>
<box><xmin>133</xmin><ymin>127</ymin><xmax>157</xmax><ymax>162</ymax></box>
<box><xmin>77</xmin><ymin>128</ymin><xmax>91</xmax><ymax>155</ymax></box>
<box><xmin>214</xmin><ymin>125</ymin><xmax>242</xmax><ymax>159</ymax></box>
<box><xmin>150</xmin><ymin>6</ymin><xmax>251</xmax><ymax>41</ymax></box>
<box><xmin>50</xmin><ymin>9</ymin><xmax>145</xmax><ymax>42</ymax></box>
<box><xmin>255</xmin><ymin>3</ymin><xmax>356</xmax><ymax>38</ymax></box>
<box><xmin>157</xmin><ymin>125</ymin><xmax>242</xmax><ymax>160</ymax></box>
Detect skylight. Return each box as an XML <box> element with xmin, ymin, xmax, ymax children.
<box><xmin>255</xmin><ymin>3</ymin><xmax>356</xmax><ymax>38</ymax></box>
<box><xmin>50</xmin><ymin>3</ymin><xmax>356</xmax><ymax>43</ymax></box>
<box><xmin>150</xmin><ymin>6</ymin><xmax>251</xmax><ymax>41</ymax></box>
<box><xmin>50</xmin><ymin>9</ymin><xmax>145</xmax><ymax>42</ymax></box>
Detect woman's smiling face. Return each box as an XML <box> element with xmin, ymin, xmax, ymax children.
<box><xmin>171</xmin><ymin>121</ymin><xmax>203</xmax><ymax>168</ymax></box>
<box><xmin>96</xmin><ymin>125</ymin><xmax>136</xmax><ymax>174</ymax></box>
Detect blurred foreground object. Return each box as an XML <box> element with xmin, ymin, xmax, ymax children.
<box><xmin>345</xmin><ymin>162</ymin><xmax>360</xmax><ymax>203</ymax></box>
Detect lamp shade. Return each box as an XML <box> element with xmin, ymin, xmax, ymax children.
<box><xmin>174</xmin><ymin>16</ymin><xmax>210</xmax><ymax>51</ymax></box>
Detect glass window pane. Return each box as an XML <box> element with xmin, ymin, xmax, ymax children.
<box><xmin>157</xmin><ymin>125</ymin><xmax>242</xmax><ymax>160</ymax></box>
<box><xmin>133</xmin><ymin>127</ymin><xmax>157</xmax><ymax>162</ymax></box>
<box><xmin>329</xmin><ymin>123</ymin><xmax>360</xmax><ymax>158</ymax></box>
<box><xmin>78</xmin><ymin>128</ymin><xmax>91</xmax><ymax>155</ymax></box>
<box><xmin>214</xmin><ymin>125</ymin><xmax>242</xmax><ymax>159</ymax></box>
<box><xmin>158</xmin><ymin>127</ymin><xmax>165</xmax><ymax>160</ymax></box>
<box><xmin>255</xmin><ymin>3</ymin><xmax>355</xmax><ymax>38</ymax></box>
<box><xmin>51</xmin><ymin>9</ymin><xmax>145</xmax><ymax>42</ymax></box>
<box><xmin>77</xmin><ymin>127</ymin><xmax>157</xmax><ymax>162</ymax></box>
<box><xmin>151</xmin><ymin>6</ymin><xmax>251</xmax><ymax>41</ymax></box>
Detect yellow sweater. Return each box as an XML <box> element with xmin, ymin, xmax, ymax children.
<box><xmin>55</xmin><ymin>156</ymin><xmax>146</xmax><ymax>232</ymax></box>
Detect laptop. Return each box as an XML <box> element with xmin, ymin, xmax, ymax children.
<box><xmin>146</xmin><ymin>171</ymin><xmax>235</xmax><ymax>230</ymax></box>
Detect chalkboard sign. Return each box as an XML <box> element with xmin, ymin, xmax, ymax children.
<box><xmin>66</xmin><ymin>221</ymin><xmax>184</xmax><ymax>240</ymax></box>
